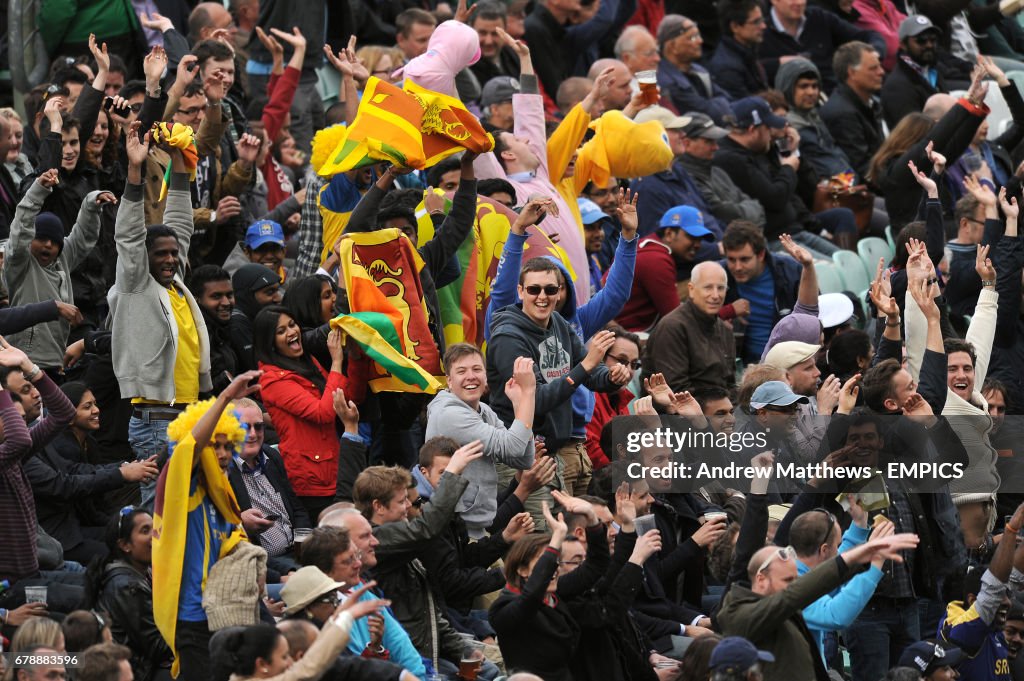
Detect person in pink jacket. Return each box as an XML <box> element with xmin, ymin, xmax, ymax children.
<box><xmin>853</xmin><ymin>0</ymin><xmax>906</xmax><ymax>71</ymax></box>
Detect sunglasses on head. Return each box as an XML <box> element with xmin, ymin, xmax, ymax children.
<box><xmin>812</xmin><ymin>508</ymin><xmax>836</xmax><ymax>548</ymax></box>
<box><xmin>117</xmin><ymin>505</ymin><xmax>135</xmax><ymax>535</ymax></box>
<box><xmin>756</xmin><ymin>546</ymin><xmax>795</xmax><ymax>575</ymax></box>
<box><xmin>524</xmin><ymin>284</ymin><xmax>562</xmax><ymax>297</ymax></box>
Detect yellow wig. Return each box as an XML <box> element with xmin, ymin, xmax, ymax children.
<box><xmin>311</xmin><ymin>124</ymin><xmax>349</xmax><ymax>178</ymax></box>
<box><xmin>166</xmin><ymin>398</ymin><xmax>247</xmax><ymax>450</ymax></box>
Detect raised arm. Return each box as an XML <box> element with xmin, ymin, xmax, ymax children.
<box><xmin>63</xmin><ymin>190</ymin><xmax>115</xmax><ymax>269</ymax></box>
<box><xmin>779</xmin><ymin>233</ymin><xmax>818</xmax><ymax>309</ymax></box>
<box><xmin>115</xmin><ymin>123</ymin><xmax>154</xmax><ymax>294</ymax></box>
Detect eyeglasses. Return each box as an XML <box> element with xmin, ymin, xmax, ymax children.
<box><xmin>91</xmin><ymin>610</ymin><xmax>106</xmax><ymax>631</ymax></box>
<box><xmin>756</xmin><ymin>546</ymin><xmax>795</xmax><ymax>575</ymax></box>
<box><xmin>126</xmin><ymin>103</ymin><xmax>143</xmax><ymax>114</ymax></box>
<box><xmin>246</xmin><ymin>422</ymin><xmax>265</xmax><ymax>432</ymax></box>
<box><xmin>558</xmin><ymin>558</ymin><xmax>585</xmax><ymax>568</ymax></box>
<box><xmin>338</xmin><ymin>551</ymin><xmax>364</xmax><ymax>567</ymax></box>
<box><xmin>812</xmin><ymin>508</ymin><xmax>836</xmax><ymax>549</ymax></box>
<box><xmin>607</xmin><ymin>354</ymin><xmax>641</xmax><ymax>371</ymax></box>
<box><xmin>117</xmin><ymin>505</ymin><xmax>135</xmax><ymax>535</ymax></box>
<box><xmin>524</xmin><ymin>284</ymin><xmax>562</xmax><ymax>297</ymax></box>
<box><xmin>411</xmin><ymin>497</ymin><xmax>426</xmax><ymax>508</ymax></box>
<box><xmin>177</xmin><ymin>104</ymin><xmax>208</xmax><ymax>116</ymax></box>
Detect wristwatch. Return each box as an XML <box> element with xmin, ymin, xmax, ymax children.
<box><xmin>148</xmin><ymin>86</ymin><xmax>161</xmax><ymax>98</ymax></box>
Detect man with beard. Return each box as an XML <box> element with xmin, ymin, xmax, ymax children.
<box><xmin>881</xmin><ymin>15</ymin><xmax>960</xmax><ymax>129</ymax></box>
<box><xmin>1004</xmin><ymin>601</ymin><xmax>1024</xmax><ymax>679</ymax></box>
<box><xmin>187</xmin><ymin>266</ymin><xmax>238</xmax><ymax>395</ymax></box>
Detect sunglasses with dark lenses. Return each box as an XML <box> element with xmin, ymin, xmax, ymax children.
<box><xmin>524</xmin><ymin>284</ymin><xmax>562</xmax><ymax>297</ymax></box>
<box><xmin>316</xmin><ymin>591</ymin><xmax>341</xmax><ymax>607</ymax></box>
<box><xmin>411</xmin><ymin>497</ymin><xmax>426</xmax><ymax>508</ymax></box>
<box><xmin>812</xmin><ymin>508</ymin><xmax>836</xmax><ymax>548</ymax></box>
<box><xmin>117</xmin><ymin>505</ymin><xmax>135</xmax><ymax>535</ymax></box>
<box><xmin>246</xmin><ymin>422</ymin><xmax>265</xmax><ymax>432</ymax></box>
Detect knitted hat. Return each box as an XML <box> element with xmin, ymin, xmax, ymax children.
<box><xmin>34</xmin><ymin>212</ymin><xmax>65</xmax><ymax>253</ymax></box>
<box><xmin>203</xmin><ymin>540</ymin><xmax>268</xmax><ymax>631</ymax></box>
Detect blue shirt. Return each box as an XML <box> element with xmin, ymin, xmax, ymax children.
<box><xmin>179</xmin><ymin>476</ymin><xmax>236</xmax><ymax>622</ymax></box>
<box><xmin>737</xmin><ymin>267</ymin><xmax>775</xmax><ymax>361</ymax></box>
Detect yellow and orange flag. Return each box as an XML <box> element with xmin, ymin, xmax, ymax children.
<box><xmin>318</xmin><ymin>77</ymin><xmax>494</xmax><ymax>177</ymax></box>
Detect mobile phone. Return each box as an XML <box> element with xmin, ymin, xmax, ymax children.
<box><xmin>186</xmin><ymin>60</ymin><xmax>199</xmax><ymax>72</ymax></box>
<box><xmin>105</xmin><ymin>98</ymin><xmax>132</xmax><ymax>117</ymax></box>
<box><xmin>264</xmin><ymin>514</ymin><xmax>280</xmax><ymax>521</ymax></box>
<box><xmin>248</xmin><ymin>375</ymin><xmax>260</xmax><ymax>387</ymax></box>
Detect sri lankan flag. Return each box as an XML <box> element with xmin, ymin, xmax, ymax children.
<box><xmin>331</xmin><ymin>229</ymin><xmax>445</xmax><ymax>393</ymax></box>
<box><xmin>151</xmin><ymin>122</ymin><xmax>199</xmax><ymax>202</ymax></box>
<box><xmin>317</xmin><ymin>77</ymin><xmax>494</xmax><ymax>177</ymax></box>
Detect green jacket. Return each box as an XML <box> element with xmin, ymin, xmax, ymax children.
<box><xmin>718</xmin><ymin>556</ymin><xmax>851</xmax><ymax>681</ymax></box>
<box><xmin>38</xmin><ymin>0</ymin><xmax>140</xmax><ymax>55</ymax></box>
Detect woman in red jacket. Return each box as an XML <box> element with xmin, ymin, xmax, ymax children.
<box><xmin>254</xmin><ymin>305</ymin><xmax>367</xmax><ymax>520</ymax></box>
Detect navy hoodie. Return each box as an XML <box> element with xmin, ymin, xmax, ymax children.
<box><xmin>486</xmin><ymin>304</ymin><xmax>618</xmax><ymax>450</ymax></box>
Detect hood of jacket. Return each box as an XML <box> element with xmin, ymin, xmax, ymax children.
<box><xmin>775</xmin><ymin>57</ymin><xmax>820</xmax><ymax>111</ymax></box>
<box><xmin>761</xmin><ymin>313</ymin><xmax>822</xmax><ymax>361</ymax></box>
<box><xmin>401</xmin><ymin>20</ymin><xmax>481</xmax><ymax>95</ymax></box>
<box><xmin>541</xmin><ymin>255</ymin><xmax>579</xmax><ymax>322</ymax></box>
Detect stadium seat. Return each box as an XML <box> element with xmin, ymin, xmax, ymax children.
<box><xmin>816</xmin><ymin>261</ymin><xmax>845</xmax><ymax>294</ymax></box>
<box><xmin>857</xmin><ymin>237</ymin><xmax>891</xmax><ymax>278</ymax></box>
<box><xmin>833</xmin><ymin>251</ymin><xmax>871</xmax><ymax>293</ymax></box>
<box><xmin>885</xmin><ymin>224</ymin><xmax>896</xmax><ymax>255</ymax></box>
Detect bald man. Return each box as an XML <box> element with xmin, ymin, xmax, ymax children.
<box><xmin>642</xmin><ymin>261</ymin><xmax>736</xmax><ymax>393</ymax></box>
<box><xmin>718</xmin><ymin>535</ymin><xmax>919</xmax><ymax>681</ymax></box>
<box><xmin>187</xmin><ymin>3</ymin><xmax>238</xmax><ymax>44</ymax></box>
<box><xmin>587</xmin><ymin>59</ymin><xmax>634</xmax><ymax>112</ymax></box>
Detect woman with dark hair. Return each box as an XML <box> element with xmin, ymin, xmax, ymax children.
<box><xmin>212</xmin><ymin>585</ymin><xmax>386</xmax><ymax>681</ymax></box>
<box><xmin>95</xmin><ymin>507</ymin><xmax>174</xmax><ymax>681</ymax></box>
<box><xmin>676</xmin><ymin>634</ymin><xmax>722</xmax><ymax>681</ymax></box>
<box><xmin>489</xmin><ymin>504</ymin><xmax>581</xmax><ymax>681</ymax></box>
<box><xmin>255</xmin><ymin>306</ymin><xmax>367</xmax><ymax>520</ymax></box>
<box><xmin>49</xmin><ymin>381</ymin><xmax>102</xmax><ymax>464</ymax></box>
<box><xmin>825</xmin><ymin>329</ymin><xmax>872</xmax><ymax>385</ymax></box>
<box><xmin>281</xmin><ymin>275</ymin><xmax>337</xmax><ymax>369</ymax></box>
<box><xmin>867</xmin><ymin>65</ymin><xmax>988</xmax><ymax>229</ymax></box>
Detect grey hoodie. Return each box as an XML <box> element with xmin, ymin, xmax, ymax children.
<box><xmin>775</xmin><ymin>58</ymin><xmax>854</xmax><ymax>179</ymax></box>
<box><xmin>486</xmin><ymin>304</ymin><xmax>618</xmax><ymax>451</ymax></box>
<box><xmin>425</xmin><ymin>389</ymin><xmax>534</xmax><ymax>533</ymax></box>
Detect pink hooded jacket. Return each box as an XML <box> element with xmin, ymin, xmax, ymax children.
<box><xmin>399</xmin><ymin>20</ymin><xmax>481</xmax><ymax>97</ymax></box>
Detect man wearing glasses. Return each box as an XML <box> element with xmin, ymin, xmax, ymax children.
<box><xmin>881</xmin><ymin>16</ymin><xmax>960</xmax><ymax>128</ymax></box>
<box><xmin>226</xmin><ymin>397</ymin><xmax>311</xmax><ymax>577</ymax></box>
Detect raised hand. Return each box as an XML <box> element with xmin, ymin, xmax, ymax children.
<box><xmin>496</xmin><ymin>26</ymin><xmax>529</xmax><ymax>59</ymax></box>
<box><xmin>511</xmin><ymin>196</ymin><xmax>555</xmax><ymax>234</ymax></box>
<box><xmin>902</xmin><ymin>392</ymin><xmax>934</xmax><ymax>417</ymax></box>
<box><xmin>925</xmin><ymin>140</ymin><xmax>946</xmax><ymax>175</ymax></box>
<box><xmin>333</xmin><ymin>388</ymin><xmax>360</xmax><ymax>431</ymax></box>
<box><xmin>614</xmin><ymin>187</ymin><xmax>639</xmax><ymax>240</ymax></box>
<box><xmin>669</xmin><ymin>391</ymin><xmax>704</xmax><ymax>419</ymax></box>
<box><xmin>963</xmin><ymin>173</ymin><xmax>997</xmax><ymax>208</ymax></box>
<box><xmin>551</xmin><ymin>489</ymin><xmax>597</xmax><ymax>524</ymax></box>
<box><xmin>222</xmin><ymin>370</ymin><xmax>263</xmax><ymax>401</ymax></box>
<box><xmin>0</xmin><ymin>337</ymin><xmax>30</xmax><ymax>370</ymax></box>
<box><xmin>644</xmin><ymin>373</ymin><xmax>673</xmax><ymax>410</ymax></box>
<box><xmin>846</xmin><ymin>493</ymin><xmax>868</xmax><ymax>529</ymax></box>
<box><xmin>270</xmin><ymin>26</ymin><xmax>307</xmax><ymax>52</ymax></box>
<box><xmin>583</xmin><ymin>330</ymin><xmax>616</xmax><ymax>371</ymax></box>
<box><xmin>691</xmin><ymin>515</ymin><xmax>728</xmax><ymax>547</ymax></box>
<box><xmin>56</xmin><ymin>302</ymin><xmax>83</xmax><ymax>326</ymax></box>
<box><xmin>614</xmin><ymin>482</ymin><xmax>637</xmax><ymax>527</ymax></box>
<box><xmin>446</xmin><ymin>440</ymin><xmax>485</xmax><ymax>475</ymax></box>
<box><xmin>37</xmin><ymin>168</ymin><xmax>60</xmax><ymax>189</ymax></box>
<box><xmin>1000</xmin><ymin>186</ymin><xmax>1020</xmax><ymax>222</ymax></box>
<box><xmin>630</xmin><ymin>529</ymin><xmax>662</xmax><ymax>564</ymax></box>
<box><xmin>88</xmin><ymin>34</ymin><xmax>110</xmax><ymax>74</ymax></box>
<box><xmin>237</xmin><ymin>133</ymin><xmax>262</xmax><ymax>164</ymax></box>
<box><xmin>542</xmin><ymin>501</ymin><xmax>569</xmax><ymax>541</ymax></box>
<box><xmin>903</xmin><ymin>239</ymin><xmax>932</xmax><ymax>284</ymax></box>
<box><xmin>511</xmin><ymin>356</ymin><xmax>536</xmax><ymax>391</ymax></box>
<box><xmin>837</xmin><ymin>373</ymin><xmax>861</xmax><ymax>414</ymax></box>
<box><xmin>967</xmin><ymin>63</ymin><xmax>990</xmax><ymax>105</ymax></box>
<box><xmin>517</xmin><ymin>455</ymin><xmax>557</xmax><ymax>493</ymax></box>
<box><xmin>175</xmin><ymin>55</ymin><xmax>200</xmax><ymax>89</ymax></box>
<box><xmin>255</xmin><ymin>26</ymin><xmax>284</xmax><ymax>62</ymax></box>
<box><xmin>634</xmin><ymin>395</ymin><xmax>656</xmax><ymax>415</ymax></box>
<box><xmin>337</xmin><ymin>581</ymin><xmax>390</xmax><ymax>620</ymax></box>
<box><xmin>454</xmin><ymin>0</ymin><xmax>477</xmax><ymax>23</ymax></box>
<box><xmin>43</xmin><ymin>96</ymin><xmax>65</xmax><ymax>129</ymax></box>
<box><xmin>869</xmin><ymin>258</ymin><xmax>897</xmax><ymax>318</ymax></box>
<box><xmin>908</xmin><ymin>276</ymin><xmax>940</xmax><ymax>323</ymax></box>
<box><xmin>125</xmin><ymin>122</ymin><xmax>151</xmax><ymax>167</ymax></box>
<box><xmin>908</xmin><ymin>159</ymin><xmax>938</xmax><ymax>198</ymax></box>
<box><xmin>976</xmin><ymin>243</ymin><xmax>996</xmax><ymax>282</ymax></box>
<box><xmin>138</xmin><ymin>11</ymin><xmax>173</xmax><ymax>33</ymax></box>
<box><xmin>816</xmin><ymin>374</ymin><xmax>842</xmax><ymax>416</ymax></box>
<box><xmin>779</xmin><ymin>233</ymin><xmax>813</xmax><ymax>267</ymax></box>
<box><xmin>95</xmin><ymin>191</ymin><xmax>117</xmax><ymax>205</ymax></box>
<box><xmin>978</xmin><ymin>53</ymin><xmax>1010</xmax><ymax>87</ymax></box>
<box><xmin>143</xmin><ymin>45</ymin><xmax>168</xmax><ymax>83</ymax></box>
<box><xmin>501</xmin><ymin>512</ymin><xmax>536</xmax><ymax>543</ymax></box>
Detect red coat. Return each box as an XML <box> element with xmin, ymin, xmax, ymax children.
<box><xmin>585</xmin><ymin>388</ymin><xmax>634</xmax><ymax>470</ymax></box>
<box><xmin>258</xmin><ymin>357</ymin><xmax>366</xmax><ymax>497</ymax></box>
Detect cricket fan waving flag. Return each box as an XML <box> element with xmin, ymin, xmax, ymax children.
<box><xmin>153</xmin><ymin>371</ymin><xmax>262</xmax><ymax>680</ymax></box>
<box><xmin>317</xmin><ymin>76</ymin><xmax>494</xmax><ymax>176</ymax></box>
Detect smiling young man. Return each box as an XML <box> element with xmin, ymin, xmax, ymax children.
<box><xmin>425</xmin><ymin>343</ymin><xmax>535</xmax><ymax>537</ymax></box>
<box><xmin>187</xmin><ymin>265</ymin><xmax>238</xmax><ymax>394</ymax></box>
<box><xmin>110</xmin><ymin>123</ymin><xmax>212</xmax><ymax>509</ymax></box>
<box><xmin>487</xmin><ymin>257</ymin><xmax>624</xmax><ymax>515</ymax></box>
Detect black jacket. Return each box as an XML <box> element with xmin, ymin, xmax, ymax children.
<box><xmin>0</xmin><ymin>164</ymin><xmax>17</xmax><ymax>237</ymax></box>
<box><xmin>713</xmin><ymin>136</ymin><xmax>813</xmax><ymax>240</ymax></box>
<box><xmin>0</xmin><ymin>301</ymin><xmax>61</xmax><ymax>335</ymax></box>
<box><xmin>523</xmin><ymin>4</ymin><xmax>570</xmax><ymax>101</ymax></box>
<box><xmin>881</xmin><ymin>53</ymin><xmax>949</xmax><ymax>129</ymax></box>
<box><xmin>820</xmin><ymin>83</ymin><xmax>885</xmax><ymax>183</ymax></box>
<box><xmin>98</xmin><ymin>561</ymin><xmax>173</xmax><ymax>681</ymax></box>
<box><xmin>25</xmin><ymin>442</ymin><xmax>125</xmax><ymax>551</ymax></box>
<box><xmin>227</xmin><ymin>444</ymin><xmax>312</xmax><ymax>549</ymax></box>
<box><xmin>709</xmin><ymin>35</ymin><xmax>769</xmax><ymax>100</ymax></box>
<box><xmin>759</xmin><ymin>6</ymin><xmax>884</xmax><ymax>93</ymax></box>
<box><xmin>470</xmin><ymin>47</ymin><xmax>521</xmax><ymax>88</ymax></box>
<box><xmin>876</xmin><ymin>99</ymin><xmax>985</xmax><ymax>229</ymax></box>
<box><xmin>199</xmin><ymin>305</ymin><xmax>241</xmax><ymax>396</ymax></box>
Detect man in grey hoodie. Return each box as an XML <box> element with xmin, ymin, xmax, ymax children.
<box><xmin>425</xmin><ymin>342</ymin><xmax>535</xmax><ymax>537</ymax></box>
<box><xmin>486</xmin><ymin>257</ymin><xmax>627</xmax><ymax>523</ymax></box>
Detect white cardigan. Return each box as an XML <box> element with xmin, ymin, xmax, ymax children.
<box><xmin>904</xmin><ymin>286</ymin><xmax>999</xmax><ymax>499</ymax></box>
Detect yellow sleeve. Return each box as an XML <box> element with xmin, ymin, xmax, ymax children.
<box><xmin>547</xmin><ymin>104</ymin><xmax>591</xmax><ymax>185</ymax></box>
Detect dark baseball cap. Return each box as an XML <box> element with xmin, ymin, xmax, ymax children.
<box><xmin>481</xmin><ymin>76</ymin><xmax>520</xmax><ymax>107</ymax></box>
<box><xmin>729</xmin><ymin>96</ymin><xmax>787</xmax><ymax>129</ymax></box>
<box><xmin>899</xmin><ymin>15</ymin><xmax>942</xmax><ymax>41</ymax></box>
<box><xmin>681</xmin><ymin>112</ymin><xmax>728</xmax><ymax>140</ymax></box>
<box><xmin>709</xmin><ymin>637</ymin><xmax>775</xmax><ymax>673</ymax></box>
<box><xmin>898</xmin><ymin>641</ymin><xmax>963</xmax><ymax>675</ymax></box>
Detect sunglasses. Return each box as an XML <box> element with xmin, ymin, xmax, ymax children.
<box><xmin>524</xmin><ymin>284</ymin><xmax>562</xmax><ymax>297</ymax></box>
<box><xmin>246</xmin><ymin>422</ymin><xmax>265</xmax><ymax>432</ymax></box>
<box><xmin>607</xmin><ymin>353</ymin><xmax>641</xmax><ymax>371</ymax></box>
<box><xmin>177</xmin><ymin>104</ymin><xmax>209</xmax><ymax>116</ymax></box>
<box><xmin>117</xmin><ymin>505</ymin><xmax>135</xmax><ymax>535</ymax></box>
<box><xmin>756</xmin><ymin>546</ymin><xmax>795</xmax><ymax>575</ymax></box>
<box><xmin>812</xmin><ymin>508</ymin><xmax>836</xmax><ymax>549</ymax></box>
<box><xmin>316</xmin><ymin>591</ymin><xmax>341</xmax><ymax>607</ymax></box>
<box><xmin>411</xmin><ymin>497</ymin><xmax>425</xmax><ymax>508</ymax></box>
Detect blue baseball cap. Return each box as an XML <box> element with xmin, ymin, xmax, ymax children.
<box><xmin>730</xmin><ymin>96</ymin><xmax>788</xmax><ymax>129</ymax></box>
<box><xmin>709</xmin><ymin>637</ymin><xmax>775</xmax><ymax>673</ymax></box>
<box><xmin>244</xmin><ymin>220</ymin><xmax>285</xmax><ymax>250</ymax></box>
<box><xmin>899</xmin><ymin>641</ymin><xmax>963</xmax><ymax>675</ymax></box>
<box><xmin>659</xmin><ymin>205</ymin><xmax>713</xmax><ymax>239</ymax></box>
<box><xmin>578</xmin><ymin>198</ymin><xmax>610</xmax><ymax>226</ymax></box>
<box><xmin>749</xmin><ymin>380</ymin><xmax>810</xmax><ymax>410</ymax></box>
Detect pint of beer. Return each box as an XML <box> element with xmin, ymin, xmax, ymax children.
<box><xmin>458</xmin><ymin>641</ymin><xmax>486</xmax><ymax>680</ymax></box>
<box><xmin>637</xmin><ymin>70</ymin><xmax>659</xmax><ymax>106</ymax></box>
